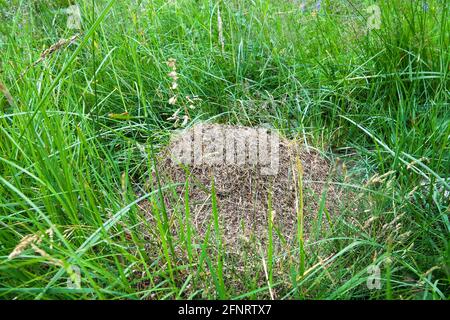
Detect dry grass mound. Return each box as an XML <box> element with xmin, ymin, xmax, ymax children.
<box><xmin>140</xmin><ymin>123</ymin><xmax>342</xmax><ymax>249</ymax></box>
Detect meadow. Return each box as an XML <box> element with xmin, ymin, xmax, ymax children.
<box><xmin>0</xmin><ymin>0</ymin><xmax>448</xmax><ymax>299</ymax></box>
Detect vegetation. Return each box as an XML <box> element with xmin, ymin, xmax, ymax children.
<box><xmin>0</xmin><ymin>0</ymin><xmax>448</xmax><ymax>299</ymax></box>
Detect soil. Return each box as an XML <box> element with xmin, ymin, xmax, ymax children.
<box><xmin>138</xmin><ymin>123</ymin><xmax>342</xmax><ymax>250</ymax></box>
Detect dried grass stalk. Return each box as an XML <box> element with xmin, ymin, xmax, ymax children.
<box><xmin>0</xmin><ymin>81</ymin><xmax>15</xmax><ymax>107</ymax></box>
<box><xmin>19</xmin><ymin>33</ymin><xmax>81</xmax><ymax>79</ymax></box>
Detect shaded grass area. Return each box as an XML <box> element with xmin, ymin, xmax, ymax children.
<box><xmin>0</xmin><ymin>0</ymin><xmax>448</xmax><ymax>299</ymax></box>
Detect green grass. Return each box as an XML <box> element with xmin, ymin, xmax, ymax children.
<box><xmin>0</xmin><ymin>0</ymin><xmax>449</xmax><ymax>299</ymax></box>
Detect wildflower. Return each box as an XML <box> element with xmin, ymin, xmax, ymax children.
<box><xmin>168</xmin><ymin>70</ymin><xmax>178</xmax><ymax>80</ymax></box>
<box><xmin>167</xmin><ymin>58</ymin><xmax>176</xmax><ymax>69</ymax></box>
<box><xmin>168</xmin><ymin>108</ymin><xmax>180</xmax><ymax>120</ymax></box>
<box><xmin>168</xmin><ymin>96</ymin><xmax>177</xmax><ymax>105</ymax></box>
<box><xmin>299</xmin><ymin>1</ymin><xmax>306</xmax><ymax>13</ymax></box>
<box><xmin>181</xmin><ymin>115</ymin><xmax>189</xmax><ymax>126</ymax></box>
<box><xmin>165</xmin><ymin>58</ymin><xmax>193</xmax><ymax>126</ymax></box>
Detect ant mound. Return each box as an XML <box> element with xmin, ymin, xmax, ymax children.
<box><xmin>140</xmin><ymin>123</ymin><xmax>341</xmax><ymax>250</ymax></box>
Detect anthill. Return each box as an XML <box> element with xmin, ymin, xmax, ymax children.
<box><xmin>139</xmin><ymin>123</ymin><xmax>342</xmax><ymax>250</ymax></box>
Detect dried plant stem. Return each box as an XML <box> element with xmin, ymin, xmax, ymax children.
<box><xmin>19</xmin><ymin>33</ymin><xmax>81</xmax><ymax>80</ymax></box>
